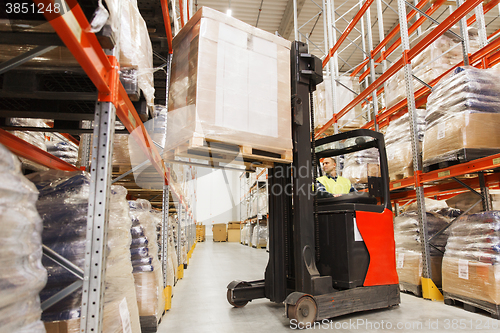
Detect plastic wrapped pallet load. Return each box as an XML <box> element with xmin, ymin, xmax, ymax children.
<box><xmin>394</xmin><ymin>204</ymin><xmax>458</xmax><ymax>295</ymax></box>
<box><xmin>9</xmin><ymin>118</ymin><xmax>49</xmax><ymax>171</ymax></box>
<box><xmin>385</xmin><ymin>109</ymin><xmax>426</xmax><ymax>181</ymax></box>
<box><xmin>28</xmin><ymin>171</ymin><xmax>141</xmax><ymax>333</ymax></box>
<box><xmin>422</xmin><ymin>67</ymin><xmax>500</xmax><ymax>167</ymax></box>
<box><xmin>166</xmin><ymin>7</ymin><xmax>292</xmax><ymax>165</ymax></box>
<box><xmin>129</xmin><ymin>199</ymin><xmax>165</xmax><ymax>326</ymax></box>
<box><xmin>313</xmin><ymin>76</ymin><xmax>364</xmax><ymax>132</ymax></box>
<box><xmin>442</xmin><ymin>211</ymin><xmax>500</xmax><ymax>314</ymax></box>
<box><xmin>0</xmin><ymin>144</ymin><xmax>47</xmax><ymax>333</ymax></box>
<box><xmin>385</xmin><ymin>27</ymin><xmax>479</xmax><ymax>109</ymax></box>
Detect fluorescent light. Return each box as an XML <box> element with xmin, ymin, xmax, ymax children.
<box><xmin>227</xmin><ymin>9</ymin><xmax>232</xmax><ymax>16</ymax></box>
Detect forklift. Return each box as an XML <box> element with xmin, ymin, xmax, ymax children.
<box><xmin>226</xmin><ymin>41</ymin><xmax>400</xmax><ymax>326</ymax></box>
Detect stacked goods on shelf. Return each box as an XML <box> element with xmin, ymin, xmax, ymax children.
<box><xmin>394</xmin><ymin>199</ymin><xmax>459</xmax><ymax>296</ymax></box>
<box><xmin>342</xmin><ymin>147</ymin><xmax>379</xmax><ymax>190</ymax></box>
<box><xmin>227</xmin><ymin>222</ymin><xmax>240</xmax><ymax>242</ymax></box>
<box><xmin>180</xmin><ymin>228</ymin><xmax>188</xmax><ymax>266</ymax></box>
<box><xmin>240</xmin><ymin>223</ymin><xmax>250</xmax><ymax>245</ymax></box>
<box><xmin>166</xmin><ymin>7</ymin><xmax>292</xmax><ymax>164</ymax></box>
<box><xmin>385</xmin><ymin>27</ymin><xmax>479</xmax><ymax>109</ymax></box>
<box><xmin>313</xmin><ymin>76</ymin><xmax>364</xmax><ymax>132</ymax></box>
<box><xmin>0</xmin><ymin>144</ymin><xmax>47</xmax><ymax>333</ymax></box>
<box><xmin>29</xmin><ymin>171</ymin><xmax>141</xmax><ymax>332</ymax></box>
<box><xmin>423</xmin><ymin>67</ymin><xmax>500</xmax><ymax>166</ymax></box>
<box><xmin>168</xmin><ymin>215</ymin><xmax>178</xmax><ymax>285</ymax></box>
<box><xmin>251</xmin><ymin>224</ymin><xmax>268</xmax><ymax>248</ymax></box>
<box><xmin>442</xmin><ymin>211</ymin><xmax>500</xmax><ymax>316</ymax></box>
<box><xmin>196</xmin><ymin>223</ymin><xmax>206</xmax><ymax>242</ymax></box>
<box><xmin>150</xmin><ymin>209</ymin><xmax>163</xmax><ymax>261</ymax></box>
<box><xmin>385</xmin><ymin>109</ymin><xmax>426</xmax><ymax>181</ymax></box>
<box><xmin>213</xmin><ymin>223</ymin><xmax>228</xmax><ymax>242</ymax></box>
<box><xmin>129</xmin><ymin>199</ymin><xmax>165</xmax><ymax>326</ymax></box>
<box><xmin>9</xmin><ymin>118</ymin><xmax>49</xmax><ymax>171</ymax></box>
<box><xmin>46</xmin><ymin>140</ymin><xmax>79</xmax><ymax>166</ymax></box>
<box><xmin>113</xmin><ymin>134</ymin><xmax>132</xmax><ymax>166</ymax></box>
<box><xmin>250</xmin><ymin>185</ymin><xmax>267</xmax><ymax>217</ymax></box>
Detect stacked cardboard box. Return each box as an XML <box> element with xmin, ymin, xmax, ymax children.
<box><xmin>227</xmin><ymin>222</ymin><xmax>241</xmax><ymax>242</ymax></box>
<box><xmin>442</xmin><ymin>211</ymin><xmax>500</xmax><ymax>308</ymax></box>
<box><xmin>423</xmin><ymin>67</ymin><xmax>500</xmax><ymax>166</ymax></box>
<box><xmin>196</xmin><ymin>223</ymin><xmax>206</xmax><ymax>242</ymax></box>
<box><xmin>213</xmin><ymin>223</ymin><xmax>227</xmax><ymax>242</ymax></box>
<box><xmin>166</xmin><ymin>7</ymin><xmax>292</xmax><ymax>164</ymax></box>
<box><xmin>394</xmin><ymin>201</ymin><xmax>457</xmax><ymax>295</ymax></box>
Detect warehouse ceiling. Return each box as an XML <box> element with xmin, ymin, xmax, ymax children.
<box><xmin>193</xmin><ymin>0</ymin><xmax>500</xmax><ymax>74</ymax></box>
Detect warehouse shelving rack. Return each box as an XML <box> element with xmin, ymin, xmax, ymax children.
<box><xmin>317</xmin><ymin>0</ymin><xmax>500</xmax><ymax>302</ymax></box>
<box><xmin>0</xmin><ymin>0</ymin><xmax>197</xmax><ymax>331</ymax></box>
<box><xmin>239</xmin><ymin>168</ymin><xmax>268</xmax><ymax>248</ymax></box>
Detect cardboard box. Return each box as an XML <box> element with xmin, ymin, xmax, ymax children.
<box><xmin>396</xmin><ymin>251</ymin><xmax>443</xmax><ymax>287</ymax></box>
<box><xmin>228</xmin><ymin>222</ymin><xmax>241</xmax><ymax>229</ymax></box>
<box><xmin>44</xmin><ymin>318</ymin><xmax>80</xmax><ymax>333</ymax></box>
<box><xmin>228</xmin><ymin>229</ymin><xmax>240</xmax><ymax>242</ymax></box>
<box><xmin>213</xmin><ymin>223</ymin><xmax>227</xmax><ymax>242</ymax></box>
<box><xmin>423</xmin><ymin>112</ymin><xmax>500</xmax><ymax>164</ymax></box>
<box><xmin>442</xmin><ymin>256</ymin><xmax>500</xmax><ymax>305</ymax></box>
<box><xmin>166</xmin><ymin>7</ymin><xmax>292</xmax><ymax>156</ymax></box>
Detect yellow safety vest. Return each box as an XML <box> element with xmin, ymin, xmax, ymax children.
<box><xmin>317</xmin><ymin>175</ymin><xmax>351</xmax><ymax>194</ymax></box>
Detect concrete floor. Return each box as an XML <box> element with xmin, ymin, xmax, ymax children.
<box><xmin>158</xmin><ymin>237</ymin><xmax>500</xmax><ymax>332</ymax></box>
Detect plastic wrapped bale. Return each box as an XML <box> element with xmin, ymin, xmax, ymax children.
<box><xmin>46</xmin><ymin>140</ymin><xmax>79</xmax><ymax>166</ymax></box>
<box><xmin>394</xmin><ymin>209</ymin><xmax>455</xmax><ymax>293</ymax></box>
<box><xmin>0</xmin><ymin>144</ymin><xmax>47</xmax><ymax>333</ymax></box>
<box><xmin>385</xmin><ymin>27</ymin><xmax>480</xmax><ymax>109</ymax></box>
<box><xmin>113</xmin><ymin>134</ymin><xmax>132</xmax><ymax>166</ymax></box>
<box><xmin>103</xmin><ymin>185</ymin><xmax>142</xmax><ymax>333</ymax></box>
<box><xmin>423</xmin><ymin>67</ymin><xmax>500</xmax><ymax>167</ymax></box>
<box><xmin>385</xmin><ymin>109</ymin><xmax>426</xmax><ymax>181</ymax></box>
<box><xmin>313</xmin><ymin>76</ymin><xmax>364</xmax><ymax>132</ymax></box>
<box><xmin>251</xmin><ymin>224</ymin><xmax>268</xmax><ymax>248</ymax></box>
<box><xmin>180</xmin><ymin>229</ymin><xmax>188</xmax><ymax>265</ymax></box>
<box><xmin>129</xmin><ymin>199</ymin><xmax>165</xmax><ymax>321</ymax></box>
<box><xmin>9</xmin><ymin>118</ymin><xmax>49</xmax><ymax>171</ymax></box>
<box><xmin>342</xmin><ymin>147</ymin><xmax>380</xmax><ymax>189</ymax></box>
<box><xmin>29</xmin><ymin>171</ymin><xmax>142</xmax><ymax>332</ymax></box>
<box><xmin>442</xmin><ymin>211</ymin><xmax>500</xmax><ymax>307</ymax></box>
<box><xmin>27</xmin><ymin>171</ymin><xmax>90</xmax><ymax>325</ymax></box>
<box><xmin>166</xmin><ymin>7</ymin><xmax>292</xmax><ymax>162</ymax></box>
<box><xmin>103</xmin><ymin>0</ymin><xmax>155</xmax><ymax>107</ymax></box>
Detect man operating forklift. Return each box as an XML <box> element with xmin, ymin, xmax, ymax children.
<box><xmin>316</xmin><ymin>157</ymin><xmax>353</xmax><ymax>196</ymax></box>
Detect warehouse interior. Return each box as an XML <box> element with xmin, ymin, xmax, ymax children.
<box><xmin>2</xmin><ymin>0</ymin><xmax>500</xmax><ymax>332</ymax></box>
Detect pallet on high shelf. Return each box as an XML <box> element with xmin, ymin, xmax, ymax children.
<box><xmin>423</xmin><ymin>148</ymin><xmax>500</xmax><ymax>173</ymax></box>
<box><xmin>164</xmin><ymin>137</ymin><xmax>292</xmax><ymax>170</ymax></box>
<box><xmin>444</xmin><ymin>292</ymin><xmax>500</xmax><ymax>320</ymax></box>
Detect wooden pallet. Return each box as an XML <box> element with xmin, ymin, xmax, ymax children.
<box><xmin>423</xmin><ymin>148</ymin><xmax>500</xmax><ymax>173</ymax></box>
<box><xmin>165</xmin><ymin>137</ymin><xmax>292</xmax><ymax>169</ymax></box>
<box><xmin>196</xmin><ymin>236</ymin><xmax>205</xmax><ymax>242</ymax></box>
<box><xmin>399</xmin><ymin>281</ymin><xmax>423</xmax><ymax>297</ymax></box>
<box><xmin>443</xmin><ymin>292</ymin><xmax>500</xmax><ymax>320</ymax></box>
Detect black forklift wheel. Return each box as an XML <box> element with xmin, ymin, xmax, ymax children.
<box><xmin>287</xmin><ymin>296</ymin><xmax>317</xmax><ymax>326</ymax></box>
<box><xmin>227</xmin><ymin>284</ymin><xmax>249</xmax><ymax>308</ymax></box>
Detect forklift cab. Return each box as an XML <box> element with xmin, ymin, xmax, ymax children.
<box><xmin>313</xmin><ymin>129</ymin><xmax>394</xmax><ymax>290</ymax></box>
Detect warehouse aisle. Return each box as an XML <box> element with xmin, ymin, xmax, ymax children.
<box><xmin>158</xmin><ymin>238</ymin><xmax>500</xmax><ymax>333</ymax></box>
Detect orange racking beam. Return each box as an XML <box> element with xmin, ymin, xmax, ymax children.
<box><xmin>361</xmin><ymin>34</ymin><xmax>500</xmax><ymax>130</ymax></box>
<box><xmin>391</xmin><ymin>173</ymin><xmax>500</xmax><ymax>201</ymax></box>
<box><xmin>352</xmin><ymin>0</ymin><xmax>432</xmax><ymax>79</ymax></box>
<box><xmin>179</xmin><ymin>0</ymin><xmax>185</xmax><ymax>27</ymax></box>
<box><xmin>33</xmin><ymin>0</ymin><xmax>168</xmax><ymax>181</ymax></box>
<box><xmin>315</xmin><ymin>0</ymin><xmax>483</xmax><ymax>138</ymax></box>
<box><xmin>161</xmin><ymin>0</ymin><xmax>174</xmax><ymax>54</ymax></box>
<box><xmin>0</xmin><ymin>129</ymin><xmax>79</xmax><ymax>171</ymax></box>
<box><xmin>467</xmin><ymin>0</ymin><xmax>500</xmax><ymax>25</ymax></box>
<box><xmin>322</xmin><ymin>0</ymin><xmax>375</xmax><ymax>69</ymax></box>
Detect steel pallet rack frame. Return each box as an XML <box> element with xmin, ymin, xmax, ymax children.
<box><xmin>0</xmin><ymin>0</ymin><xmax>197</xmax><ymax>331</ymax></box>
<box><xmin>317</xmin><ymin>0</ymin><xmax>500</xmax><ymax>301</ymax></box>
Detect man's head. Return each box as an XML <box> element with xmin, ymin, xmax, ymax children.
<box><xmin>322</xmin><ymin>157</ymin><xmax>337</xmax><ymax>177</ymax></box>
